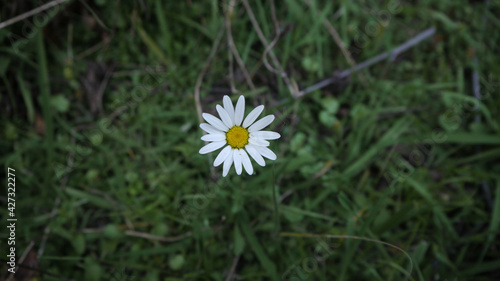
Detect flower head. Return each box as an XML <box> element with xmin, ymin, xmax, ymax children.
<box><xmin>199</xmin><ymin>95</ymin><xmax>280</xmax><ymax>177</ymax></box>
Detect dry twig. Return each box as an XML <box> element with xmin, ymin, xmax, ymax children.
<box><xmin>242</xmin><ymin>0</ymin><xmax>299</xmax><ymax>98</ymax></box>
<box><xmin>270</xmin><ymin>0</ymin><xmax>280</xmax><ymax>36</ymax></box>
<box><xmin>225</xmin><ymin>0</ymin><xmax>256</xmax><ymax>94</ymax></box>
<box><xmin>298</xmin><ymin>27</ymin><xmax>436</xmax><ymax>97</ymax></box>
<box><xmin>194</xmin><ymin>27</ymin><xmax>225</xmax><ymax>123</ymax></box>
<box><xmin>225</xmin><ymin>254</ymin><xmax>241</xmax><ymax>281</ymax></box>
<box><xmin>225</xmin><ymin>0</ymin><xmax>238</xmax><ymax>94</ymax></box>
<box><xmin>0</xmin><ymin>0</ymin><xmax>68</xmax><ymax>30</ymax></box>
<box><xmin>304</xmin><ymin>0</ymin><xmax>367</xmax><ymax>86</ymax></box>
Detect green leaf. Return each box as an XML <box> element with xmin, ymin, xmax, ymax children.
<box><xmin>72</xmin><ymin>234</ymin><xmax>86</xmax><ymax>255</ymax></box>
<box><xmin>49</xmin><ymin>94</ymin><xmax>70</xmax><ymax>112</ymax></box>
<box><xmin>234</xmin><ymin>226</ymin><xmax>245</xmax><ymax>255</ymax></box>
<box><xmin>84</xmin><ymin>258</ymin><xmax>102</xmax><ymax>281</ymax></box>
<box><xmin>103</xmin><ymin>224</ymin><xmax>124</xmax><ymax>239</ymax></box>
<box><xmin>4</xmin><ymin>122</ymin><xmax>18</xmax><ymax>140</ymax></box>
<box><xmin>302</xmin><ymin>57</ymin><xmax>320</xmax><ymax>73</ymax></box>
<box><xmin>412</xmin><ymin>241</ymin><xmax>429</xmax><ymax>264</ymax></box>
<box><xmin>322</xmin><ymin>97</ymin><xmax>340</xmax><ymax>114</ymax></box>
<box><xmin>239</xmin><ymin>221</ymin><xmax>279</xmax><ymax>280</ymax></box>
<box><xmin>290</xmin><ymin>132</ymin><xmax>306</xmax><ymax>152</ymax></box>
<box><xmin>319</xmin><ymin>110</ymin><xmax>337</xmax><ymax>127</ymax></box>
<box><xmin>151</xmin><ymin>223</ymin><xmax>169</xmax><ymax>237</ymax></box>
<box><xmin>350</xmin><ymin>104</ymin><xmax>369</xmax><ymax>120</ymax></box>
<box><xmin>282</xmin><ymin>207</ymin><xmax>304</xmax><ymax>223</ymax></box>
<box><xmin>168</xmin><ymin>254</ymin><xmax>185</xmax><ymax>270</ymax></box>
<box><xmin>430</xmin><ymin>10</ymin><xmax>461</xmax><ymax>30</ymax></box>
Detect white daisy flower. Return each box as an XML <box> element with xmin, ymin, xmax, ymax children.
<box><xmin>199</xmin><ymin>95</ymin><xmax>280</xmax><ymax>177</ymax></box>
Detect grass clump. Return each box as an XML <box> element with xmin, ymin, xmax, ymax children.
<box><xmin>1</xmin><ymin>0</ymin><xmax>499</xmax><ymax>280</ymax></box>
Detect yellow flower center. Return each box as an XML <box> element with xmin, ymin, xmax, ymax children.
<box><xmin>226</xmin><ymin>126</ymin><xmax>249</xmax><ymax>149</ymax></box>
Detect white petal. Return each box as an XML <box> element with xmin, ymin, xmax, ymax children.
<box><xmin>233</xmin><ymin>149</ymin><xmax>242</xmax><ymax>175</ymax></box>
<box><xmin>214</xmin><ymin>146</ymin><xmax>231</xmax><ymax>167</ymax></box>
<box><xmin>251</xmin><ymin>131</ymin><xmax>281</xmax><ymax>140</ymax></box>
<box><xmin>200</xmin><ymin>123</ymin><xmax>223</xmax><ymax>134</ymax></box>
<box><xmin>201</xmin><ymin>133</ymin><xmax>226</xmax><ymax>142</ymax></box>
<box><xmin>234</xmin><ymin>95</ymin><xmax>245</xmax><ymax>126</ymax></box>
<box><xmin>223</xmin><ymin>95</ymin><xmax>235</xmax><ymax>124</ymax></box>
<box><xmin>203</xmin><ymin>113</ymin><xmax>229</xmax><ymax>132</ymax></box>
<box><xmin>240</xmin><ymin>149</ymin><xmax>253</xmax><ymax>175</ymax></box>
<box><xmin>199</xmin><ymin>141</ymin><xmax>226</xmax><ymax>154</ymax></box>
<box><xmin>223</xmin><ymin>149</ymin><xmax>234</xmax><ymax>177</ymax></box>
<box><xmin>249</xmin><ymin>137</ymin><xmax>270</xmax><ymax>147</ymax></box>
<box><xmin>254</xmin><ymin>145</ymin><xmax>277</xmax><ymax>160</ymax></box>
<box><xmin>242</xmin><ymin>105</ymin><xmax>264</xmax><ymax>128</ymax></box>
<box><xmin>245</xmin><ymin>145</ymin><xmax>265</xmax><ymax>167</ymax></box>
<box><xmin>248</xmin><ymin>115</ymin><xmax>275</xmax><ymax>133</ymax></box>
<box><xmin>216</xmin><ymin>105</ymin><xmax>234</xmax><ymax>128</ymax></box>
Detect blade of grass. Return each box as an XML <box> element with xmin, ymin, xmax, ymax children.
<box><xmin>65</xmin><ymin>188</ymin><xmax>116</xmax><ymax>210</ymax></box>
<box><xmin>239</xmin><ymin>219</ymin><xmax>279</xmax><ymax>280</ymax></box>
<box><xmin>154</xmin><ymin>0</ymin><xmax>173</xmax><ymax>57</ymax></box>
<box><xmin>2</xmin><ymin>74</ymin><xmax>16</xmax><ymax>111</ymax></box>
<box><xmin>167</xmin><ymin>12</ymin><xmax>214</xmax><ymax>40</ymax></box>
<box><xmin>344</xmin><ymin>118</ymin><xmax>409</xmax><ymax>177</ymax></box>
<box><xmin>398</xmin><ymin>132</ymin><xmax>500</xmax><ymax>145</ymax></box>
<box><xmin>462</xmin><ymin>259</ymin><xmax>500</xmax><ymax>276</ymax></box>
<box><xmin>278</xmin><ymin>204</ymin><xmax>338</xmax><ymax>222</ymax></box>
<box><xmin>137</xmin><ymin>25</ymin><xmax>167</xmax><ymax>63</ymax></box>
<box><xmin>438</xmin><ymin>132</ymin><xmax>500</xmax><ymax>144</ymax></box>
<box><xmin>479</xmin><ymin>179</ymin><xmax>500</xmax><ymax>261</ymax></box>
<box><xmin>455</xmin><ymin>147</ymin><xmax>500</xmax><ymax>164</ymax></box>
<box><xmin>17</xmin><ymin>73</ymin><xmax>35</xmax><ymax>124</ymax></box>
<box><xmin>280</xmin><ymin>231</ymin><xmax>414</xmax><ymax>280</ymax></box>
<box><xmin>36</xmin><ymin>31</ymin><xmax>53</xmax><ymax>187</ymax></box>
<box><xmin>406</xmin><ymin>176</ymin><xmax>458</xmax><ymax>240</ymax></box>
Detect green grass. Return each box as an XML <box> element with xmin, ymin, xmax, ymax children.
<box><xmin>1</xmin><ymin>0</ymin><xmax>500</xmax><ymax>280</ymax></box>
